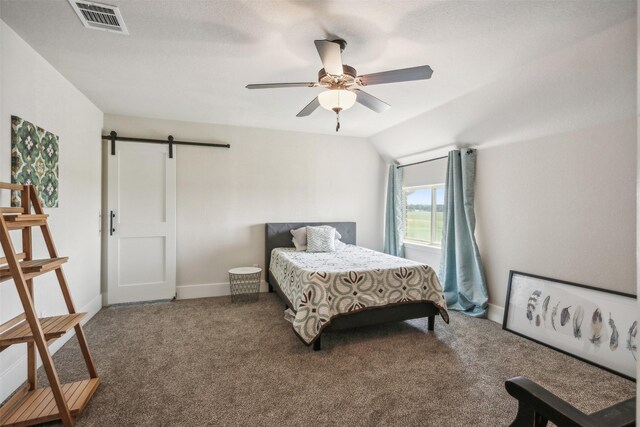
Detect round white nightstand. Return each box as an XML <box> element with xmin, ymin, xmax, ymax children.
<box><xmin>228</xmin><ymin>267</ymin><xmax>262</xmax><ymax>303</ymax></box>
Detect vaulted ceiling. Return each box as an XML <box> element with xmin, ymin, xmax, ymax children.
<box><xmin>0</xmin><ymin>1</ymin><xmax>636</xmax><ymax>143</ymax></box>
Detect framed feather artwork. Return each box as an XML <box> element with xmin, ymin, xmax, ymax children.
<box><xmin>503</xmin><ymin>271</ymin><xmax>637</xmax><ymax>381</ymax></box>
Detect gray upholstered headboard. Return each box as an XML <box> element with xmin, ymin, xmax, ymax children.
<box><xmin>264</xmin><ymin>222</ymin><xmax>356</xmax><ymax>280</ymax></box>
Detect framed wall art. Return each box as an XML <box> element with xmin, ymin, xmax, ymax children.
<box><xmin>11</xmin><ymin>115</ymin><xmax>59</xmax><ymax>208</ymax></box>
<box><xmin>503</xmin><ymin>271</ymin><xmax>637</xmax><ymax>381</ymax></box>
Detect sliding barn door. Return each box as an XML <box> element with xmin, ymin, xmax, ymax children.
<box><xmin>107</xmin><ymin>141</ymin><xmax>176</xmax><ymax>304</ymax></box>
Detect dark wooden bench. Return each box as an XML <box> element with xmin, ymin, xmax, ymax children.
<box><xmin>505</xmin><ymin>376</ymin><xmax>636</xmax><ymax>426</ymax></box>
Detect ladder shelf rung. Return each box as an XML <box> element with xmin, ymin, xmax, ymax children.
<box><xmin>3</xmin><ymin>214</ymin><xmax>49</xmax><ymax>230</ymax></box>
<box><xmin>3</xmin><ymin>214</ymin><xmax>48</xmax><ymax>222</ymax></box>
<box><xmin>0</xmin><ymin>314</ymin><xmax>26</xmax><ymax>335</ymax></box>
<box><xmin>0</xmin><ymin>313</ymin><xmax>87</xmax><ymax>348</ymax></box>
<box><xmin>0</xmin><ymin>253</ymin><xmax>27</xmax><ymax>267</ymax></box>
<box><xmin>0</xmin><ymin>257</ymin><xmax>68</xmax><ymax>283</ymax></box>
<box><xmin>0</xmin><ymin>182</ymin><xmax>99</xmax><ymax>425</ymax></box>
<box><xmin>5</xmin><ymin>221</ymin><xmax>48</xmax><ymax>230</ymax></box>
<box><xmin>0</xmin><ymin>208</ymin><xmax>25</xmax><ymax>214</ymax></box>
<box><xmin>0</xmin><ymin>183</ymin><xmax>23</xmax><ymax>191</ymax></box>
<box><xmin>0</xmin><ymin>378</ymin><xmax>100</xmax><ymax>426</ymax></box>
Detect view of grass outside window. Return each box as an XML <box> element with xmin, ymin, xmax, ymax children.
<box><xmin>403</xmin><ymin>184</ymin><xmax>445</xmax><ymax>245</ymax></box>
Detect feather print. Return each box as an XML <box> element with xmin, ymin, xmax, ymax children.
<box><xmin>541</xmin><ymin>295</ymin><xmax>550</xmax><ymax>325</ymax></box>
<box><xmin>526</xmin><ymin>290</ymin><xmax>542</xmax><ymax>323</ymax></box>
<box><xmin>572</xmin><ymin>306</ymin><xmax>584</xmax><ymax>338</ymax></box>
<box><xmin>608</xmin><ymin>313</ymin><xmax>619</xmax><ymax>351</ymax></box>
<box><xmin>627</xmin><ymin>321</ymin><xmax>637</xmax><ymax>361</ymax></box>
<box><xmin>560</xmin><ymin>306</ymin><xmax>571</xmax><ymax>327</ymax></box>
<box><xmin>535</xmin><ymin>315</ymin><xmax>540</xmax><ymax>327</ymax></box>
<box><xmin>551</xmin><ymin>302</ymin><xmax>560</xmax><ymax>331</ymax></box>
<box><xmin>589</xmin><ymin>308</ymin><xmax>603</xmax><ymax>346</ymax></box>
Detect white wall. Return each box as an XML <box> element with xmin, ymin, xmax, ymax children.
<box><xmin>475</xmin><ymin>118</ymin><xmax>636</xmax><ymax>321</ymax></box>
<box><xmin>636</xmin><ymin>6</ymin><xmax>639</xmax><ymax>415</ymax></box>
<box><xmin>395</xmin><ymin>118</ymin><xmax>637</xmax><ymax>323</ymax></box>
<box><xmin>404</xmin><ymin>244</ymin><xmax>441</xmax><ymax>273</ymax></box>
<box><xmin>399</xmin><ymin>120</ymin><xmax>637</xmax><ymax>323</ymax></box>
<box><xmin>103</xmin><ymin>115</ymin><xmax>386</xmax><ymax>298</ymax></box>
<box><xmin>369</xmin><ymin>16</ymin><xmax>636</xmax><ymax>163</ymax></box>
<box><xmin>0</xmin><ymin>21</ymin><xmax>103</xmax><ymax>401</ymax></box>
<box><xmin>402</xmin><ymin>157</ymin><xmax>448</xmax><ymax>188</ymax></box>
<box><xmin>368</xmin><ymin>14</ymin><xmax>637</xmax><ymax>324</ymax></box>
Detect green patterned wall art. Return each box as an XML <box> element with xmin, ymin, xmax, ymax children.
<box><xmin>11</xmin><ymin>116</ymin><xmax>59</xmax><ymax>208</ymax></box>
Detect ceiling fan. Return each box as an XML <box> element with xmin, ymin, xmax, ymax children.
<box><xmin>246</xmin><ymin>39</ymin><xmax>433</xmax><ymax>132</ymax></box>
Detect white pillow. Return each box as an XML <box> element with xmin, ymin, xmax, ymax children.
<box><xmin>334</xmin><ymin>240</ymin><xmax>348</xmax><ymax>251</ymax></box>
<box><xmin>306</xmin><ymin>226</ymin><xmax>336</xmax><ymax>252</ymax></box>
<box><xmin>291</xmin><ymin>226</ymin><xmax>342</xmax><ymax>251</ymax></box>
<box><xmin>291</xmin><ymin>227</ymin><xmax>308</xmax><ymax>251</ymax></box>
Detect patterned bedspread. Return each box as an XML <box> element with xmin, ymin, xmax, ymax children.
<box><xmin>269</xmin><ymin>245</ymin><xmax>449</xmax><ymax>345</ymax></box>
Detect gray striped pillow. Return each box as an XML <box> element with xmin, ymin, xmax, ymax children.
<box><xmin>290</xmin><ymin>226</ymin><xmax>342</xmax><ymax>251</ymax></box>
<box><xmin>306</xmin><ymin>226</ymin><xmax>336</xmax><ymax>252</ymax></box>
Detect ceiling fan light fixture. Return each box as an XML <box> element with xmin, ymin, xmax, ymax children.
<box><xmin>318</xmin><ymin>90</ymin><xmax>356</xmax><ymax>112</ymax></box>
<box><xmin>246</xmin><ymin>38</ymin><xmax>433</xmax><ymax>130</ymax></box>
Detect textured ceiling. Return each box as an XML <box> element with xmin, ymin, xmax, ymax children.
<box><xmin>0</xmin><ymin>0</ymin><xmax>636</xmax><ymax>138</ymax></box>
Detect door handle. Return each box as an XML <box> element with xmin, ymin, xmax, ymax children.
<box><xmin>110</xmin><ymin>211</ymin><xmax>115</xmax><ymax>236</ymax></box>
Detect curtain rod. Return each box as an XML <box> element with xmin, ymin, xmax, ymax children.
<box><xmin>397</xmin><ymin>148</ymin><xmax>475</xmax><ymax>169</ymax></box>
<box><xmin>397</xmin><ymin>155</ymin><xmax>447</xmax><ymax>169</ymax></box>
<box><xmin>102</xmin><ymin>131</ymin><xmax>230</xmax><ymax>158</ymax></box>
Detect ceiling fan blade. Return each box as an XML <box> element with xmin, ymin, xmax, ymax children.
<box><xmin>354</xmin><ymin>89</ymin><xmax>391</xmax><ymax>113</ymax></box>
<box><xmin>296</xmin><ymin>97</ymin><xmax>321</xmax><ymax>117</ymax></box>
<box><xmin>358</xmin><ymin>65</ymin><xmax>433</xmax><ymax>86</ymax></box>
<box><xmin>246</xmin><ymin>82</ymin><xmax>318</xmax><ymax>89</ymax></box>
<box><xmin>314</xmin><ymin>40</ymin><xmax>343</xmax><ymax>76</ymax></box>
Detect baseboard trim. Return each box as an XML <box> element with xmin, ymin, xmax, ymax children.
<box><xmin>177</xmin><ymin>281</ymin><xmax>269</xmax><ymax>300</ymax></box>
<box><xmin>487</xmin><ymin>303</ymin><xmax>505</xmax><ymax>325</ymax></box>
<box><xmin>0</xmin><ymin>293</ymin><xmax>103</xmax><ymax>402</ymax></box>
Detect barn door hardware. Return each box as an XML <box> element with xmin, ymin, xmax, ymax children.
<box><xmin>104</xmin><ymin>131</ymin><xmax>230</xmax><ymax>158</ymax></box>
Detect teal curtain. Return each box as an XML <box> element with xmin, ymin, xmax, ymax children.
<box><xmin>383</xmin><ymin>164</ymin><xmax>405</xmax><ymax>257</ymax></box>
<box><xmin>439</xmin><ymin>149</ymin><xmax>488</xmax><ymax>317</ymax></box>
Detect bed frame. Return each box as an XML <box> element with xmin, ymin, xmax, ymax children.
<box><xmin>265</xmin><ymin>222</ymin><xmax>441</xmax><ymax>350</ymax></box>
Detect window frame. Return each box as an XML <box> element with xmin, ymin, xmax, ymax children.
<box><xmin>402</xmin><ymin>183</ymin><xmax>445</xmax><ymax>247</ymax></box>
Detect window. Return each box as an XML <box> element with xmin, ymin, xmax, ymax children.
<box><xmin>402</xmin><ymin>184</ymin><xmax>445</xmax><ymax>246</ymax></box>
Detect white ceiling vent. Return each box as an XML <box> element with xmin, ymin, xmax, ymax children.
<box><xmin>68</xmin><ymin>0</ymin><xmax>129</xmax><ymax>35</ymax></box>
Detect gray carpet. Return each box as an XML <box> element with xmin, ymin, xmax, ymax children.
<box><xmin>39</xmin><ymin>294</ymin><xmax>634</xmax><ymax>426</ymax></box>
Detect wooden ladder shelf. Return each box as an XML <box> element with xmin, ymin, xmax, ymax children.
<box><xmin>0</xmin><ymin>183</ymin><xmax>99</xmax><ymax>426</ymax></box>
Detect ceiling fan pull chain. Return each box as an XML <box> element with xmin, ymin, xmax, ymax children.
<box><xmin>336</xmin><ymin>111</ymin><xmax>340</xmax><ymax>132</ymax></box>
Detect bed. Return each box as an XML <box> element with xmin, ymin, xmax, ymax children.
<box><xmin>265</xmin><ymin>222</ymin><xmax>449</xmax><ymax>350</ymax></box>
